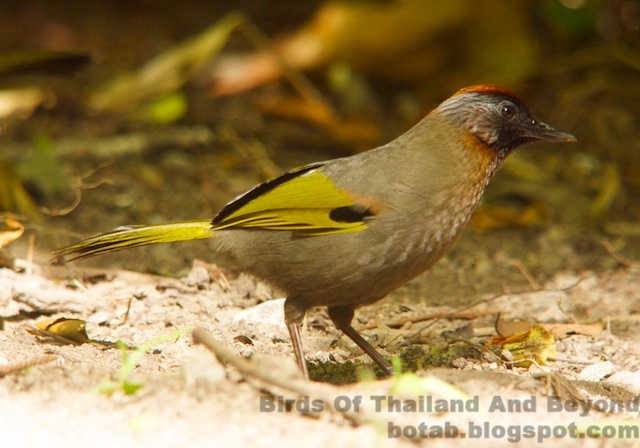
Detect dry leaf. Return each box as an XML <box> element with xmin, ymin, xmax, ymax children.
<box><xmin>0</xmin><ymin>217</ymin><xmax>24</xmax><ymax>249</ymax></box>
<box><xmin>31</xmin><ymin>318</ymin><xmax>91</xmax><ymax>344</ymax></box>
<box><xmin>209</xmin><ymin>0</ymin><xmax>537</xmax><ymax>96</ymax></box>
<box><xmin>0</xmin><ymin>161</ymin><xmax>40</xmax><ymax>218</ymax></box>
<box><xmin>494</xmin><ymin>312</ymin><xmax>532</xmax><ymax>337</ymax></box>
<box><xmin>590</xmin><ymin>162</ymin><xmax>621</xmax><ymax>222</ymax></box>
<box><xmin>210</xmin><ymin>1</ymin><xmax>468</xmax><ymax>96</ymax></box>
<box><xmin>256</xmin><ymin>94</ymin><xmax>382</xmax><ymax>146</ymax></box>
<box><xmin>490</xmin><ymin>325</ymin><xmax>556</xmax><ymax>367</ymax></box>
<box><xmin>0</xmin><ymin>87</ymin><xmax>46</xmax><ymax>119</ymax></box>
<box><xmin>547</xmin><ymin>322</ymin><xmax>603</xmax><ymax>338</ymax></box>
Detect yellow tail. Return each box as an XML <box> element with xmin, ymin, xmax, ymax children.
<box><xmin>52</xmin><ymin>220</ymin><xmax>214</xmax><ymax>262</ymax></box>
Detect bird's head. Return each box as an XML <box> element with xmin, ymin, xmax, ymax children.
<box><xmin>435</xmin><ymin>85</ymin><xmax>576</xmax><ymax>155</ymax></box>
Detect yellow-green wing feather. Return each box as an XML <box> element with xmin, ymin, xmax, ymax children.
<box><xmin>213</xmin><ymin>167</ymin><xmax>368</xmax><ymax>235</ymax></box>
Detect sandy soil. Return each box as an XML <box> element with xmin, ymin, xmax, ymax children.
<box><xmin>2</xmin><ymin>240</ymin><xmax>640</xmax><ymax>447</ymax></box>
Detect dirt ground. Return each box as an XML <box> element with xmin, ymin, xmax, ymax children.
<box><xmin>2</xmin><ymin>225</ymin><xmax>640</xmax><ymax>447</ymax></box>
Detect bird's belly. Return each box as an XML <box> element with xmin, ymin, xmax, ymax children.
<box><xmin>209</xmin><ymin>196</ymin><xmax>477</xmax><ymax>314</ymax></box>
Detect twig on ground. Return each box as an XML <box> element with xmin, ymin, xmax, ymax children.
<box><xmin>192</xmin><ymin>327</ymin><xmax>366</xmax><ymax>424</ymax></box>
<box><xmin>0</xmin><ymin>354</ymin><xmax>58</xmax><ymax>377</ymax></box>
<box><xmin>602</xmin><ymin>238</ymin><xmax>638</xmax><ymax>267</ymax></box>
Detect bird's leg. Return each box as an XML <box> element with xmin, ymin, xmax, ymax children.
<box><xmin>327</xmin><ymin>305</ymin><xmax>394</xmax><ymax>375</ymax></box>
<box><xmin>286</xmin><ymin>322</ymin><xmax>310</xmax><ymax>380</ymax></box>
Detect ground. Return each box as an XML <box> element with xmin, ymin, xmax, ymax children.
<box><xmin>2</xmin><ymin>222</ymin><xmax>640</xmax><ymax>446</ymax></box>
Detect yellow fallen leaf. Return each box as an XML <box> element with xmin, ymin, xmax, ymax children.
<box><xmin>32</xmin><ymin>318</ymin><xmax>91</xmax><ymax>344</ymax></box>
<box><xmin>0</xmin><ymin>161</ymin><xmax>40</xmax><ymax>218</ymax></box>
<box><xmin>0</xmin><ymin>217</ymin><xmax>24</xmax><ymax>249</ymax></box>
<box><xmin>490</xmin><ymin>325</ymin><xmax>556</xmax><ymax>367</ymax></box>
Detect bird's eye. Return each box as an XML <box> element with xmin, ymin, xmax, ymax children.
<box><xmin>501</xmin><ymin>104</ymin><xmax>517</xmax><ymax>119</ymax></box>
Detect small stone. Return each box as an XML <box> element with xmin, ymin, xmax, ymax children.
<box><xmin>578</xmin><ymin>361</ymin><xmax>617</xmax><ymax>382</ymax></box>
<box><xmin>603</xmin><ymin>371</ymin><xmax>640</xmax><ymax>395</ymax></box>
<box><xmin>232</xmin><ymin>298</ymin><xmax>286</xmax><ymax>330</ymax></box>
<box><xmin>451</xmin><ymin>357</ymin><xmax>467</xmax><ymax>369</ymax></box>
<box><xmin>87</xmin><ymin>310</ymin><xmax>111</xmax><ymax>324</ymax></box>
<box><xmin>183</xmin><ymin>265</ymin><xmax>210</xmax><ymax>287</ymax></box>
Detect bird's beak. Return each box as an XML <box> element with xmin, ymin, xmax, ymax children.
<box><xmin>526</xmin><ymin>120</ymin><xmax>577</xmax><ymax>143</ymax></box>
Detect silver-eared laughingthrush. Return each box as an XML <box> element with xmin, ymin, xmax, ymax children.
<box><xmin>54</xmin><ymin>85</ymin><xmax>576</xmax><ymax>380</ymax></box>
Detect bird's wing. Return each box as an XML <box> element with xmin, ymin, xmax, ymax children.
<box><xmin>212</xmin><ymin>163</ymin><xmax>373</xmax><ymax>236</ymax></box>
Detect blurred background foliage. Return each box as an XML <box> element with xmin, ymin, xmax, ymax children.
<box><xmin>0</xmin><ymin>0</ymin><xmax>638</xmax><ymax>269</ymax></box>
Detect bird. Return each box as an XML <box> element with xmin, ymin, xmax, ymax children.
<box><xmin>53</xmin><ymin>85</ymin><xmax>576</xmax><ymax>380</ymax></box>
